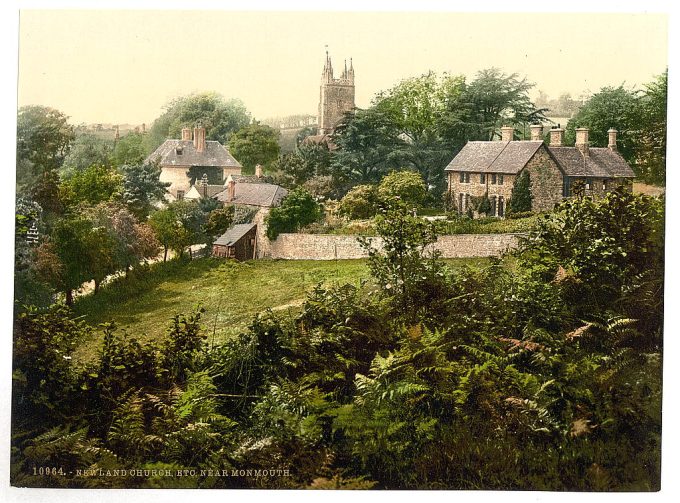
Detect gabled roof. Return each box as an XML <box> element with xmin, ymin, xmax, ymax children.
<box><xmin>547</xmin><ymin>147</ymin><xmax>635</xmax><ymax>178</ymax></box>
<box><xmin>444</xmin><ymin>141</ymin><xmax>543</xmax><ymax>174</ymax></box>
<box><xmin>214</xmin><ymin>223</ymin><xmax>256</xmax><ymax>247</ymax></box>
<box><xmin>145</xmin><ymin>140</ymin><xmax>242</xmax><ymax>168</ymax></box>
<box><xmin>214</xmin><ymin>181</ymin><xmax>288</xmax><ymax>207</ymax></box>
<box><xmin>185</xmin><ymin>184</ymin><xmax>229</xmax><ymax>199</ymax></box>
<box><xmin>445</xmin><ymin>140</ymin><xmax>636</xmax><ymax>179</ymax></box>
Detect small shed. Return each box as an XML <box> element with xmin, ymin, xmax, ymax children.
<box><xmin>212</xmin><ymin>224</ymin><xmax>257</xmax><ymax>261</ymax></box>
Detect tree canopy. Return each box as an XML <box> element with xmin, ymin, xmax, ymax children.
<box><xmin>61</xmin><ymin>133</ymin><xmax>114</xmax><ymax>175</ymax></box>
<box><xmin>228</xmin><ymin>123</ymin><xmax>281</xmax><ymax>174</ymax></box>
<box><xmin>147</xmin><ymin>92</ymin><xmax>251</xmax><ymax>150</ymax></box>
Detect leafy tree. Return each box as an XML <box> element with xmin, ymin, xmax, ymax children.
<box><xmin>147</xmin><ymin>92</ymin><xmax>251</xmax><ymax>150</ymax></box>
<box><xmin>120</xmin><ymin>162</ymin><xmax>170</xmax><ymax>220</ymax></box>
<box><xmin>302</xmin><ymin>175</ymin><xmax>335</xmax><ymax>200</ymax></box>
<box><xmin>441</xmin><ymin>68</ymin><xmax>547</xmax><ymax>143</ymax></box>
<box><xmin>60</xmin><ymin>164</ymin><xmax>123</xmax><ymax>208</ymax></box>
<box><xmin>509</xmin><ymin>170</ymin><xmax>532</xmax><ymax>213</ymax></box>
<box><xmin>16</xmin><ymin>106</ymin><xmax>75</xmax><ymax>192</ymax></box>
<box><xmin>338</xmin><ymin>184</ymin><xmax>378</xmax><ymax>220</ymax></box>
<box><xmin>113</xmin><ymin>131</ymin><xmax>147</xmax><ymax>167</ymax></box>
<box><xmin>203</xmin><ymin>206</ymin><xmax>235</xmax><ymax>240</ymax></box>
<box><xmin>149</xmin><ymin>208</ymin><xmax>177</xmax><ymax>262</ymax></box>
<box><xmin>331</xmin><ymin>108</ymin><xmax>405</xmax><ymax>184</ymax></box>
<box><xmin>373</xmin><ymin>72</ymin><xmax>466</xmax><ymax>190</ymax></box>
<box><xmin>61</xmin><ymin>133</ymin><xmax>113</xmax><ymax>175</ymax></box>
<box><xmin>631</xmin><ymin>70</ymin><xmax>667</xmax><ymax>185</ymax></box>
<box><xmin>265</xmin><ymin>188</ymin><xmax>322</xmax><ymax>240</ymax></box>
<box><xmin>377</xmin><ymin>170</ymin><xmax>427</xmax><ymax>208</ymax></box>
<box><xmin>565</xmin><ymin>85</ymin><xmax>638</xmax><ymax>162</ymax></box>
<box><xmin>477</xmin><ymin>193</ymin><xmax>492</xmax><ymax>216</ymax></box>
<box><xmin>228</xmin><ymin>123</ymin><xmax>281</xmax><ymax>174</ymax></box>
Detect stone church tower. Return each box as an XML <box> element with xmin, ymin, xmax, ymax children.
<box><xmin>318</xmin><ymin>51</ymin><xmax>355</xmax><ymax>135</ymax></box>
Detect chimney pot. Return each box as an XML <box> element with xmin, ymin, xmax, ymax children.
<box><xmin>575</xmin><ymin>127</ymin><xmax>589</xmax><ymax>157</ymax></box>
<box><xmin>255</xmin><ymin>164</ymin><xmax>263</xmax><ymax>178</ymax></box>
<box><xmin>193</xmin><ymin>127</ymin><xmax>206</xmax><ymax>153</ymax></box>
<box><xmin>501</xmin><ymin>125</ymin><xmax>514</xmax><ymax>142</ymax></box>
<box><xmin>530</xmin><ymin>124</ymin><xmax>543</xmax><ymax>141</ymax></box>
<box><xmin>226</xmin><ymin>176</ymin><xmax>236</xmax><ymax>202</ymax></box>
<box><xmin>608</xmin><ymin>128</ymin><xmax>618</xmax><ymax>151</ymax></box>
<box><xmin>181</xmin><ymin>128</ymin><xmax>192</xmax><ymax>141</ymax></box>
<box><xmin>550</xmin><ymin>127</ymin><xmax>565</xmax><ymax>147</ymax></box>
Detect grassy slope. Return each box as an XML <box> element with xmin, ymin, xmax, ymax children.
<box><xmin>72</xmin><ymin>257</ymin><xmax>488</xmax><ymax>362</ymax></box>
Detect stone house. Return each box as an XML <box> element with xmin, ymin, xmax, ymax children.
<box><xmin>212</xmin><ymin>223</ymin><xmax>257</xmax><ymax>261</ymax></box>
<box><xmin>145</xmin><ymin>126</ymin><xmax>242</xmax><ymax>201</ymax></box>
<box><xmin>445</xmin><ymin>125</ymin><xmax>635</xmax><ymax>216</ymax></box>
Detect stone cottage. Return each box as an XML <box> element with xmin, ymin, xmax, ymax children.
<box><xmin>145</xmin><ymin>126</ymin><xmax>242</xmax><ymax>201</ymax></box>
<box><xmin>445</xmin><ymin>125</ymin><xmax>635</xmax><ymax>216</ymax></box>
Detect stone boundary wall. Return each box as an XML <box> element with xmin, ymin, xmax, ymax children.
<box><xmin>267</xmin><ymin>233</ymin><xmax>523</xmax><ymax>260</ymax></box>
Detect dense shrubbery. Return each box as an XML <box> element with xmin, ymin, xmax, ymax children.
<box><xmin>12</xmin><ymin>188</ymin><xmax>663</xmax><ymax>490</ymax></box>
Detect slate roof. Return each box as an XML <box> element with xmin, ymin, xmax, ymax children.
<box><xmin>214</xmin><ymin>181</ymin><xmax>288</xmax><ymax>207</ymax></box>
<box><xmin>547</xmin><ymin>147</ymin><xmax>635</xmax><ymax>178</ymax></box>
<box><xmin>445</xmin><ymin>141</ymin><xmax>543</xmax><ymax>174</ymax></box>
<box><xmin>145</xmin><ymin>140</ymin><xmax>242</xmax><ymax>168</ymax></box>
<box><xmin>214</xmin><ymin>224</ymin><xmax>256</xmax><ymax>247</ymax></box>
<box><xmin>445</xmin><ymin>140</ymin><xmax>635</xmax><ymax>179</ymax></box>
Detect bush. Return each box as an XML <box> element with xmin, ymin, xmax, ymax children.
<box><xmin>265</xmin><ymin>188</ymin><xmax>322</xmax><ymax>240</ymax></box>
<box><xmin>377</xmin><ymin>170</ymin><xmax>427</xmax><ymax>208</ymax></box>
<box><xmin>509</xmin><ymin>170</ymin><xmax>532</xmax><ymax>213</ymax></box>
<box><xmin>338</xmin><ymin>184</ymin><xmax>378</xmax><ymax>220</ymax></box>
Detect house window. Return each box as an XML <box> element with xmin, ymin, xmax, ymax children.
<box><xmin>498</xmin><ymin>174</ymin><xmax>504</xmax><ymax>185</ymax></box>
<box><xmin>176</xmin><ymin>190</ymin><xmax>185</xmax><ymax>201</ymax></box>
<box><xmin>498</xmin><ymin>196</ymin><xmax>505</xmax><ymax>217</ymax></box>
<box><xmin>459</xmin><ymin>172</ymin><xmax>465</xmax><ymax>183</ymax></box>
<box><xmin>458</xmin><ymin>193</ymin><xmax>464</xmax><ymax>212</ymax></box>
<box><xmin>491</xmin><ymin>196</ymin><xmax>497</xmax><ymax>216</ymax></box>
<box><xmin>491</xmin><ymin>174</ymin><xmax>497</xmax><ymax>184</ymax></box>
<box><xmin>602</xmin><ymin>180</ymin><xmax>608</xmax><ymax>191</ymax></box>
<box><xmin>585</xmin><ymin>178</ymin><xmax>592</xmax><ymax>190</ymax></box>
<box><xmin>480</xmin><ymin>173</ymin><xmax>486</xmax><ymax>184</ymax></box>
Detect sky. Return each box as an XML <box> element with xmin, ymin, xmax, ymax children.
<box><xmin>16</xmin><ymin>9</ymin><xmax>668</xmax><ymax>126</ymax></box>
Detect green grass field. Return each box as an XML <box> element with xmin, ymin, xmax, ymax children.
<box><xmin>72</xmin><ymin>257</ymin><xmax>489</xmax><ymax>361</ymax></box>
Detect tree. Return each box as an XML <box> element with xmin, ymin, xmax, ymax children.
<box><xmin>509</xmin><ymin>170</ymin><xmax>532</xmax><ymax>214</ymax></box>
<box><xmin>147</xmin><ymin>92</ymin><xmax>251</xmax><ymax>150</ymax></box>
<box><xmin>441</xmin><ymin>68</ymin><xmax>547</xmax><ymax>143</ymax></box>
<box><xmin>228</xmin><ymin>123</ymin><xmax>281</xmax><ymax>174</ymax></box>
<box><xmin>373</xmin><ymin>72</ymin><xmax>465</xmax><ymax>190</ymax></box>
<box><xmin>203</xmin><ymin>206</ymin><xmax>235</xmax><ymax>240</ymax></box>
<box><xmin>60</xmin><ymin>164</ymin><xmax>123</xmax><ymax>208</ymax></box>
<box><xmin>377</xmin><ymin>171</ymin><xmax>427</xmax><ymax>208</ymax></box>
<box><xmin>338</xmin><ymin>184</ymin><xmax>378</xmax><ymax>220</ymax></box>
<box><xmin>149</xmin><ymin>209</ymin><xmax>177</xmax><ymax>262</ymax></box>
<box><xmin>61</xmin><ymin>133</ymin><xmax>113</xmax><ymax>175</ymax></box>
<box><xmin>113</xmin><ymin>131</ymin><xmax>147</xmax><ymax>167</ymax></box>
<box><xmin>631</xmin><ymin>70</ymin><xmax>667</xmax><ymax>185</ymax></box>
<box><xmin>564</xmin><ymin>85</ymin><xmax>638</xmax><ymax>162</ymax></box>
<box><xmin>331</xmin><ymin>108</ymin><xmax>405</xmax><ymax>185</ymax></box>
<box><xmin>16</xmin><ymin>106</ymin><xmax>75</xmax><ymax>192</ymax></box>
<box><xmin>265</xmin><ymin>188</ymin><xmax>322</xmax><ymax>240</ymax></box>
<box><xmin>120</xmin><ymin>162</ymin><xmax>170</xmax><ymax>220</ymax></box>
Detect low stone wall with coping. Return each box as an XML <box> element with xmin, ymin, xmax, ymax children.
<box><xmin>266</xmin><ymin>233</ymin><xmax>523</xmax><ymax>260</ymax></box>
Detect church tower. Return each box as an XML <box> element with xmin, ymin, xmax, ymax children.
<box><xmin>318</xmin><ymin>51</ymin><xmax>355</xmax><ymax>135</ymax></box>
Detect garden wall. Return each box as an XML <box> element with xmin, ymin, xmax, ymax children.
<box><xmin>267</xmin><ymin>233</ymin><xmax>522</xmax><ymax>260</ymax></box>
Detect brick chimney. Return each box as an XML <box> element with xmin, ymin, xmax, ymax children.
<box><xmin>226</xmin><ymin>175</ymin><xmax>236</xmax><ymax>202</ymax></box>
<box><xmin>181</xmin><ymin>128</ymin><xmax>192</xmax><ymax>141</ymax></box>
<box><xmin>530</xmin><ymin>124</ymin><xmax>543</xmax><ymax>141</ymax></box>
<box><xmin>608</xmin><ymin>128</ymin><xmax>618</xmax><ymax>151</ymax></box>
<box><xmin>575</xmin><ymin>127</ymin><xmax>589</xmax><ymax>157</ymax></box>
<box><xmin>550</xmin><ymin>127</ymin><xmax>564</xmax><ymax>146</ymax></box>
<box><xmin>193</xmin><ymin>127</ymin><xmax>206</xmax><ymax>153</ymax></box>
<box><xmin>501</xmin><ymin>125</ymin><xmax>514</xmax><ymax>142</ymax></box>
<box><xmin>255</xmin><ymin>164</ymin><xmax>263</xmax><ymax>178</ymax></box>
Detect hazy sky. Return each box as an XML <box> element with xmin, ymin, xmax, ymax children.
<box><xmin>17</xmin><ymin>10</ymin><xmax>667</xmax><ymax>125</ymax></box>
